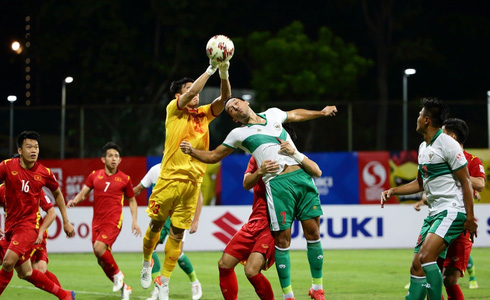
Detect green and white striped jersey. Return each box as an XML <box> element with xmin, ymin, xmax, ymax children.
<box><xmin>222</xmin><ymin>108</ymin><xmax>299</xmax><ymax>183</ymax></box>
<box><xmin>418</xmin><ymin>129</ymin><xmax>468</xmax><ymax>216</ymax></box>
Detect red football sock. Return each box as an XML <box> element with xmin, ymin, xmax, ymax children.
<box><xmin>247</xmin><ymin>273</ymin><xmax>274</xmax><ymax>300</ymax></box>
<box><xmin>26</xmin><ymin>269</ymin><xmax>68</xmax><ymax>299</ymax></box>
<box><xmin>446</xmin><ymin>284</ymin><xmax>463</xmax><ymax>300</ymax></box>
<box><xmin>0</xmin><ymin>269</ymin><xmax>14</xmax><ymax>295</ymax></box>
<box><xmin>219</xmin><ymin>267</ymin><xmax>238</xmax><ymax>300</ymax></box>
<box><xmin>97</xmin><ymin>250</ymin><xmax>120</xmax><ymax>281</ymax></box>
<box><xmin>45</xmin><ymin>270</ymin><xmax>61</xmax><ymax>287</ymax></box>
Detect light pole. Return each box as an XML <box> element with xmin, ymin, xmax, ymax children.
<box><xmin>7</xmin><ymin>95</ymin><xmax>17</xmax><ymax>154</ymax></box>
<box><xmin>61</xmin><ymin>76</ymin><xmax>73</xmax><ymax>159</ymax></box>
<box><xmin>403</xmin><ymin>68</ymin><xmax>416</xmax><ymax>151</ymax></box>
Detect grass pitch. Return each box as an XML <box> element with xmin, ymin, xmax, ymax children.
<box><xmin>3</xmin><ymin>248</ymin><xmax>489</xmax><ymax>299</ymax></box>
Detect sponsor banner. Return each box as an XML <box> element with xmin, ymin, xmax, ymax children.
<box><xmin>357</xmin><ymin>151</ymin><xmax>393</xmax><ymax>205</ymax></box>
<box><xmin>11</xmin><ymin>204</ymin><xmax>489</xmax><ymax>253</ymax></box>
<box><xmin>388</xmin><ymin>150</ymin><xmax>422</xmax><ymax>203</ymax></box>
<box><xmin>221</xmin><ymin>152</ymin><xmax>360</xmax><ymax>205</ymax></box>
<box><xmin>39</xmin><ymin>157</ymin><xmax>148</xmax><ymax>206</ymax></box>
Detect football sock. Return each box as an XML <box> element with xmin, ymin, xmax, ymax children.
<box><xmin>405</xmin><ymin>275</ymin><xmax>427</xmax><ymax>300</ymax></box>
<box><xmin>0</xmin><ymin>269</ymin><xmax>14</xmax><ymax>294</ymax></box>
<box><xmin>143</xmin><ymin>226</ymin><xmax>160</xmax><ymax>262</ymax></box>
<box><xmin>219</xmin><ymin>267</ymin><xmax>238</xmax><ymax>300</ymax></box>
<box><xmin>151</xmin><ymin>252</ymin><xmax>161</xmax><ymax>275</ymax></box>
<box><xmin>247</xmin><ymin>273</ymin><xmax>274</xmax><ymax>300</ymax></box>
<box><xmin>445</xmin><ymin>283</ymin><xmax>463</xmax><ymax>300</ymax></box>
<box><xmin>306</xmin><ymin>240</ymin><xmax>323</xmax><ymax>287</ymax></box>
<box><xmin>162</xmin><ymin>234</ymin><xmax>182</xmax><ymax>278</ymax></box>
<box><xmin>26</xmin><ymin>269</ymin><xmax>68</xmax><ymax>299</ymax></box>
<box><xmin>45</xmin><ymin>270</ymin><xmax>61</xmax><ymax>287</ymax></box>
<box><xmin>274</xmin><ymin>246</ymin><xmax>292</xmax><ymax>292</ymax></box>
<box><xmin>422</xmin><ymin>262</ymin><xmax>442</xmax><ymax>300</ymax></box>
<box><xmin>98</xmin><ymin>250</ymin><xmax>120</xmax><ymax>281</ymax></box>
<box><xmin>178</xmin><ymin>253</ymin><xmax>196</xmax><ymax>281</ymax></box>
<box><xmin>467</xmin><ymin>255</ymin><xmax>476</xmax><ymax>281</ymax></box>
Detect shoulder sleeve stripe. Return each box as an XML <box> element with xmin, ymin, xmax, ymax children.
<box><xmin>222</xmin><ymin>143</ymin><xmax>235</xmax><ymax>149</ymax></box>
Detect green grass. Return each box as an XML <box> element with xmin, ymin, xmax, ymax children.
<box><xmin>3</xmin><ymin>248</ymin><xmax>489</xmax><ymax>299</ymax></box>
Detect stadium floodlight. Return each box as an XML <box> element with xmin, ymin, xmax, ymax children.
<box><xmin>8</xmin><ymin>95</ymin><xmax>17</xmax><ymax>153</ymax></box>
<box><xmin>403</xmin><ymin>68</ymin><xmax>416</xmax><ymax>151</ymax></box>
<box><xmin>61</xmin><ymin>77</ymin><xmax>74</xmax><ymax>159</ymax></box>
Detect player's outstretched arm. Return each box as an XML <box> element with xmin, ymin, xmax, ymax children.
<box><xmin>177</xmin><ymin>60</ymin><xmax>219</xmax><ymax>109</ymax></box>
<box><xmin>180</xmin><ymin>142</ymin><xmax>234</xmax><ymax>164</ymax></box>
<box><xmin>67</xmin><ymin>185</ymin><xmax>91</xmax><ymax>207</ymax></box>
<box><xmin>285</xmin><ymin>105</ymin><xmax>337</xmax><ymax>123</ymax></box>
<box><xmin>211</xmin><ymin>62</ymin><xmax>232</xmax><ymax>116</ymax></box>
<box><xmin>36</xmin><ymin>207</ymin><xmax>56</xmax><ymax>244</ymax></box>
<box><xmin>128</xmin><ymin>197</ymin><xmax>142</xmax><ymax>237</ymax></box>
<box><xmin>52</xmin><ymin>188</ymin><xmax>75</xmax><ymax>237</ymax></box>
<box><xmin>133</xmin><ymin>183</ymin><xmax>145</xmax><ymax>197</ymax></box>
<box><xmin>380</xmin><ymin>174</ymin><xmax>423</xmax><ymax>208</ymax></box>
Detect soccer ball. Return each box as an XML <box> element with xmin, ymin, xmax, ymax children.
<box><xmin>206</xmin><ymin>35</ymin><xmax>234</xmax><ymax>63</ymax></box>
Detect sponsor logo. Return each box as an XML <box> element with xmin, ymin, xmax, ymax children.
<box><xmin>274</xmin><ymin>123</ymin><xmax>281</xmax><ymax>131</ymax></box>
<box><xmin>11</xmin><ymin>171</ymin><xmax>18</xmax><ymax>176</ymax></box>
<box><xmin>98</xmin><ymin>176</ymin><xmax>104</xmax><ymax>179</ymax></box>
<box><xmin>278</xmin><ymin>264</ymin><xmax>286</xmax><ymax>269</ymax></box>
<box><xmin>34</xmin><ymin>175</ymin><xmax>42</xmax><ymax>181</ymax></box>
<box><xmin>317</xmin><ymin>255</ymin><xmax>323</xmax><ymax>260</ymax></box>
<box><xmin>12</xmin><ymin>241</ymin><xmax>19</xmax><ymax>245</ymax></box>
<box><xmin>261</xmin><ymin>244</ymin><xmax>269</xmax><ymax>249</ymax></box>
<box><xmin>362</xmin><ymin>161</ymin><xmax>387</xmax><ymax>201</ymax></box>
<box><xmin>212</xmin><ymin>212</ymin><xmax>243</xmax><ymax>244</ymax></box>
<box><xmin>102</xmin><ymin>234</ymin><xmax>107</xmax><ymax>239</ymax></box>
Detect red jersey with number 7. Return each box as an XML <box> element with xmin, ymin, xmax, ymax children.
<box><xmin>85</xmin><ymin>169</ymin><xmax>135</xmax><ymax>229</ymax></box>
<box><xmin>0</xmin><ymin>158</ymin><xmax>59</xmax><ymax>233</ymax></box>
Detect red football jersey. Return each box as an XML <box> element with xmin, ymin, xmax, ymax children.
<box><xmin>464</xmin><ymin>151</ymin><xmax>485</xmax><ymax>179</ymax></box>
<box><xmin>0</xmin><ymin>158</ymin><xmax>59</xmax><ymax>233</ymax></box>
<box><xmin>85</xmin><ymin>169</ymin><xmax>135</xmax><ymax>228</ymax></box>
<box><xmin>245</xmin><ymin>157</ymin><xmax>269</xmax><ymax>223</ymax></box>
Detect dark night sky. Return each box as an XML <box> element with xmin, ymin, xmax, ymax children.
<box><xmin>1</xmin><ymin>1</ymin><xmax>490</xmax><ymax>106</ymax></box>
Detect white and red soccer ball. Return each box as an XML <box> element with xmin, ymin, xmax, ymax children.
<box><xmin>206</xmin><ymin>35</ymin><xmax>234</xmax><ymax>63</ymax></box>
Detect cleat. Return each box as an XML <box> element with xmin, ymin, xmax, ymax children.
<box><xmin>469</xmin><ymin>280</ymin><xmax>479</xmax><ymax>289</ymax></box>
<box><xmin>146</xmin><ymin>286</ymin><xmax>159</xmax><ymax>300</ymax></box>
<box><xmin>191</xmin><ymin>281</ymin><xmax>202</xmax><ymax>300</ymax></box>
<box><xmin>309</xmin><ymin>288</ymin><xmax>325</xmax><ymax>300</ymax></box>
<box><xmin>62</xmin><ymin>290</ymin><xmax>76</xmax><ymax>300</ymax></box>
<box><xmin>141</xmin><ymin>260</ymin><xmax>154</xmax><ymax>289</ymax></box>
<box><xmin>121</xmin><ymin>284</ymin><xmax>132</xmax><ymax>300</ymax></box>
<box><xmin>113</xmin><ymin>272</ymin><xmax>125</xmax><ymax>292</ymax></box>
<box><xmin>155</xmin><ymin>275</ymin><xmax>169</xmax><ymax>300</ymax></box>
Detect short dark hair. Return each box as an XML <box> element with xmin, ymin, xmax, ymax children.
<box><xmin>420</xmin><ymin>97</ymin><xmax>449</xmax><ymax>128</ymax></box>
<box><xmin>17</xmin><ymin>131</ymin><xmax>40</xmax><ymax>148</ymax></box>
<box><xmin>102</xmin><ymin>142</ymin><xmax>121</xmax><ymax>156</ymax></box>
<box><xmin>169</xmin><ymin>77</ymin><xmax>194</xmax><ymax>97</ymax></box>
<box><xmin>443</xmin><ymin>118</ymin><xmax>469</xmax><ymax>144</ymax></box>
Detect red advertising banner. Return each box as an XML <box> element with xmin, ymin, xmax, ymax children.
<box><xmin>39</xmin><ymin>157</ymin><xmax>148</xmax><ymax>206</ymax></box>
<box><xmin>357</xmin><ymin>151</ymin><xmax>394</xmax><ymax>205</ymax></box>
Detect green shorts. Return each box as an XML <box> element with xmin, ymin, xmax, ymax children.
<box><xmin>266</xmin><ymin>168</ymin><xmax>322</xmax><ymax>231</ymax></box>
<box><xmin>414</xmin><ymin>209</ymin><xmax>466</xmax><ymax>259</ymax></box>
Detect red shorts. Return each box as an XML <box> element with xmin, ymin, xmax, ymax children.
<box><xmin>92</xmin><ymin>224</ymin><xmax>122</xmax><ymax>248</ymax></box>
<box><xmin>0</xmin><ymin>226</ymin><xmax>38</xmax><ymax>266</ymax></box>
<box><xmin>30</xmin><ymin>238</ymin><xmax>49</xmax><ymax>263</ymax></box>
<box><xmin>443</xmin><ymin>231</ymin><xmax>472</xmax><ymax>276</ymax></box>
<box><xmin>224</xmin><ymin>219</ymin><xmax>275</xmax><ymax>270</ymax></box>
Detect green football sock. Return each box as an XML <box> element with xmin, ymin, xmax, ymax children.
<box><xmin>422</xmin><ymin>262</ymin><xmax>442</xmax><ymax>300</ymax></box>
<box><xmin>274</xmin><ymin>247</ymin><xmax>292</xmax><ymax>290</ymax></box>
<box><xmin>405</xmin><ymin>276</ymin><xmax>427</xmax><ymax>300</ymax></box>
<box><xmin>151</xmin><ymin>251</ymin><xmax>161</xmax><ymax>275</ymax></box>
<box><xmin>178</xmin><ymin>253</ymin><xmax>197</xmax><ymax>282</ymax></box>
<box><xmin>306</xmin><ymin>240</ymin><xmax>323</xmax><ymax>284</ymax></box>
<box><xmin>467</xmin><ymin>255</ymin><xmax>477</xmax><ymax>281</ymax></box>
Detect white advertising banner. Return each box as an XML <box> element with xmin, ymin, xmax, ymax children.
<box><xmin>4</xmin><ymin>204</ymin><xmax>489</xmax><ymax>253</ymax></box>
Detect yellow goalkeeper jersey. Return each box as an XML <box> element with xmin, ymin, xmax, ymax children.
<box><xmin>159</xmin><ymin>98</ymin><xmax>217</xmax><ymax>183</ymax></box>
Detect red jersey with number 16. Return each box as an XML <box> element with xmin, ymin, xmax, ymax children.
<box><xmin>0</xmin><ymin>158</ymin><xmax>59</xmax><ymax>233</ymax></box>
<box><xmin>85</xmin><ymin>169</ymin><xmax>135</xmax><ymax>229</ymax></box>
